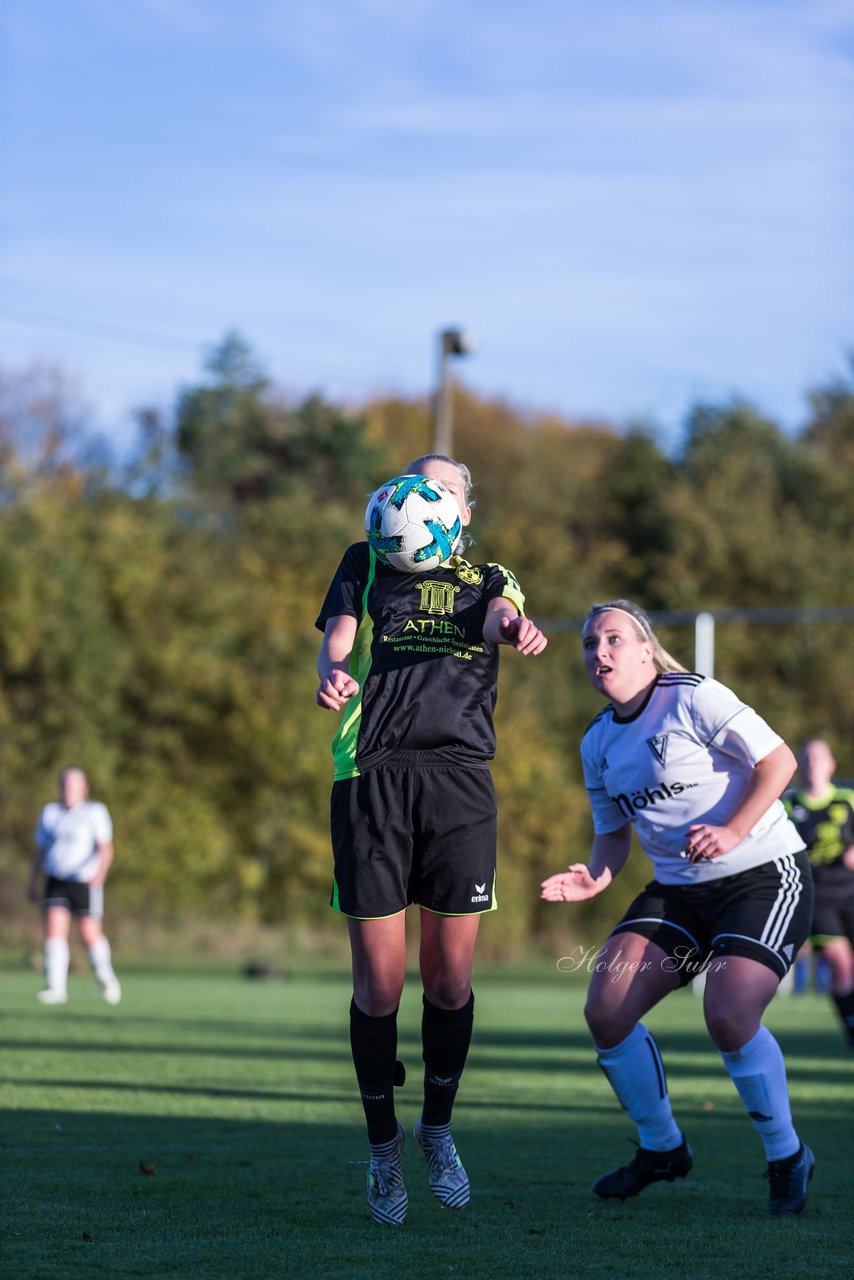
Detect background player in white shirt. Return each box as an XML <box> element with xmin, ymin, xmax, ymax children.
<box><xmin>541</xmin><ymin>599</ymin><xmax>815</xmax><ymax>1215</ymax></box>
<box><xmin>28</xmin><ymin>766</ymin><xmax>121</xmax><ymax>1006</ymax></box>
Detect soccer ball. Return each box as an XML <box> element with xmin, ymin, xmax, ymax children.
<box><xmin>365</xmin><ymin>474</ymin><xmax>463</xmax><ymax>573</ymax></box>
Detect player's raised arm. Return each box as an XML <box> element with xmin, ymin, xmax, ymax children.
<box><xmin>316</xmin><ymin>614</ymin><xmax>359</xmax><ymax>710</ymax></box>
<box><xmin>483</xmin><ymin>599</ymin><xmax>548</xmax><ymax>655</ymax></box>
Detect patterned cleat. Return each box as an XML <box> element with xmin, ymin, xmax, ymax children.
<box><xmin>36</xmin><ymin>989</ymin><xmax>68</xmax><ymax>1005</ymax></box>
<box><xmin>766</xmin><ymin>1143</ymin><xmax>815</xmax><ymax>1215</ymax></box>
<box><xmin>413</xmin><ymin>1119</ymin><xmax>470</xmax><ymax>1209</ymax></box>
<box><xmin>593</xmin><ymin>1136</ymin><xmax>693</xmax><ymax>1200</ymax></box>
<box><xmin>100</xmin><ymin>978</ymin><xmax>122</xmax><ymax>1006</ymax></box>
<box><xmin>367</xmin><ymin>1123</ymin><xmax>408</xmax><ymax>1226</ymax></box>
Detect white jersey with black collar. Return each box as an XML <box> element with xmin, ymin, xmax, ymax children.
<box><xmin>581</xmin><ymin>672</ymin><xmax>805</xmax><ymax>885</ymax></box>
<box><xmin>36</xmin><ymin>800</ymin><xmax>113</xmax><ymax>882</ymax></box>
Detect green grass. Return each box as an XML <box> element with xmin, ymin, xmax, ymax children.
<box><xmin>1</xmin><ymin>962</ymin><xmax>851</xmax><ymax>1280</ymax></box>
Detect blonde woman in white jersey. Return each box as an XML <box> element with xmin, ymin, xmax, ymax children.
<box><xmin>541</xmin><ymin>600</ymin><xmax>815</xmax><ymax>1215</ymax></box>
<box><xmin>28</xmin><ymin>766</ymin><xmax>122</xmax><ymax>1006</ymax></box>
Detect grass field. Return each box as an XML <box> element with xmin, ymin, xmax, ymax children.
<box><xmin>1</xmin><ymin>959</ymin><xmax>851</xmax><ymax>1280</ymax></box>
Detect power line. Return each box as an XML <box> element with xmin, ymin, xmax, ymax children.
<box><xmin>0</xmin><ymin>305</ymin><xmax>203</xmax><ymax>352</ymax></box>
<box><xmin>0</xmin><ymin>304</ymin><xmax>433</xmax><ymax>384</ymax></box>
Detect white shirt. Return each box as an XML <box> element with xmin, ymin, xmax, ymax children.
<box><xmin>36</xmin><ymin>801</ymin><xmax>113</xmax><ymax>882</ymax></box>
<box><xmin>581</xmin><ymin>672</ymin><xmax>805</xmax><ymax>885</ymax></box>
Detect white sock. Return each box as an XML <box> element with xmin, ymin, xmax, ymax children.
<box><xmin>44</xmin><ymin>937</ymin><xmax>69</xmax><ymax>995</ymax></box>
<box><xmin>596</xmin><ymin>1023</ymin><xmax>683</xmax><ymax>1151</ymax></box>
<box><xmin>720</xmin><ymin>1026</ymin><xmax>799</xmax><ymax>1160</ymax></box>
<box><xmin>88</xmin><ymin>936</ymin><xmax>116</xmax><ymax>984</ymax></box>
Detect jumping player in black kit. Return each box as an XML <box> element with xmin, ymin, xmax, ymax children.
<box><xmin>784</xmin><ymin>739</ymin><xmax>854</xmax><ymax>1047</ymax></box>
<box><xmin>541</xmin><ymin>600</ymin><xmax>816</xmax><ymax>1215</ymax></box>
<box><xmin>315</xmin><ymin>454</ymin><xmax>547</xmax><ymax>1226</ymax></box>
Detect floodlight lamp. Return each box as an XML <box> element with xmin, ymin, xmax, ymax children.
<box><xmin>441</xmin><ymin>328</ymin><xmax>477</xmax><ymax>357</ymax></box>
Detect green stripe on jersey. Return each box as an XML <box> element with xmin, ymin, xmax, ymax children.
<box><xmin>486</xmin><ymin>562</ymin><xmax>526</xmax><ymax>616</ymax></box>
<box><xmin>329</xmin><ymin>549</ymin><xmax>378</xmax><ymax>780</ymax></box>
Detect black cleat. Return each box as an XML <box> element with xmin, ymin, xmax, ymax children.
<box><xmin>593</xmin><ymin>1136</ymin><xmax>693</xmax><ymax>1200</ymax></box>
<box><xmin>766</xmin><ymin>1143</ymin><xmax>815</xmax><ymax>1215</ymax></box>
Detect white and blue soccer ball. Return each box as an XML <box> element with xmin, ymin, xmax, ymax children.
<box><xmin>365</xmin><ymin>474</ymin><xmax>463</xmax><ymax>573</ymax></box>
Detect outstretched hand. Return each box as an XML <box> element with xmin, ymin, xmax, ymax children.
<box><xmin>499</xmin><ymin>615</ymin><xmax>548</xmax><ymax>655</ymax></box>
<box><xmin>540</xmin><ymin>863</ymin><xmax>610</xmax><ymax>902</ymax></box>
<box><xmin>316</xmin><ymin>671</ymin><xmax>360</xmax><ymax>711</ymax></box>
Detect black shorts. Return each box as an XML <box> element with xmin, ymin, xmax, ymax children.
<box><xmin>330</xmin><ymin>756</ymin><xmax>497</xmax><ymax>919</ymax></box>
<box><xmin>43</xmin><ymin>876</ymin><xmax>103</xmax><ymax>918</ymax></box>
<box><xmin>811</xmin><ymin>866</ymin><xmax>854</xmax><ymax>945</ymax></box>
<box><xmin>611</xmin><ymin>849</ymin><xmax>814</xmax><ymax>982</ymax></box>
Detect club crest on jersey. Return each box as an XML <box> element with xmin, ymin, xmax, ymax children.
<box><xmin>418</xmin><ymin>580</ymin><xmax>460</xmax><ymax>615</ymax></box>
<box><xmin>647</xmin><ymin>734</ymin><xmax>668</xmax><ymax>764</ymax></box>
<box><xmin>454</xmin><ymin>563</ymin><xmax>482</xmax><ymax>585</ymax></box>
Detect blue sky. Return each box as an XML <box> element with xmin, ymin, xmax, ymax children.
<box><xmin>2</xmin><ymin>0</ymin><xmax>853</xmax><ymax>451</ymax></box>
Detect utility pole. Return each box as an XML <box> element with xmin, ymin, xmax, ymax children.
<box><xmin>433</xmin><ymin>327</ymin><xmax>475</xmax><ymax>456</ymax></box>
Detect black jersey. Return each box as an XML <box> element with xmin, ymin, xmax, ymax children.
<box><xmin>315</xmin><ymin>543</ymin><xmax>526</xmax><ymax>778</ymax></box>
<box><xmin>783</xmin><ymin>785</ymin><xmax>854</xmax><ymax>876</ymax></box>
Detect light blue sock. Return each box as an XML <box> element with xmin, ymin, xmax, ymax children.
<box><xmin>720</xmin><ymin>1026</ymin><xmax>799</xmax><ymax>1160</ymax></box>
<box><xmin>596</xmin><ymin>1023</ymin><xmax>683</xmax><ymax>1152</ymax></box>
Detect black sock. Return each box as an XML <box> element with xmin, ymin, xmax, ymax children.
<box><xmin>349</xmin><ymin>998</ymin><xmax>399</xmax><ymax>1144</ymax></box>
<box><xmin>421</xmin><ymin>991</ymin><xmax>475</xmax><ymax>1126</ymax></box>
<box><xmin>832</xmin><ymin>990</ymin><xmax>854</xmax><ymax>1044</ymax></box>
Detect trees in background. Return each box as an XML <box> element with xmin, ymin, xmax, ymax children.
<box><xmin>1</xmin><ymin>342</ymin><xmax>852</xmax><ymax>953</ymax></box>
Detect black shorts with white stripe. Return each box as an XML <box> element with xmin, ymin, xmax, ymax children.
<box><xmin>43</xmin><ymin>876</ymin><xmax>104</xmax><ymax>918</ymax></box>
<box><xmin>611</xmin><ymin>849</ymin><xmax>814</xmax><ymax>982</ymax></box>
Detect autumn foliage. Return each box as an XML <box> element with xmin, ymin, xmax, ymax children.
<box><xmin>2</xmin><ymin>337</ymin><xmax>853</xmax><ymax>953</ymax></box>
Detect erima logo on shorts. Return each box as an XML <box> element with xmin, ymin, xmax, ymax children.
<box><xmin>471</xmin><ymin>881</ymin><xmax>489</xmax><ymax>903</ymax></box>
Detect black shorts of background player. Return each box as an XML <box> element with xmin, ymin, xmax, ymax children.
<box><xmin>784</xmin><ymin>739</ymin><xmax>854</xmax><ymax>1047</ymax></box>
<box><xmin>316</xmin><ymin>453</ymin><xmax>547</xmax><ymax>1225</ymax></box>
<box><xmin>541</xmin><ymin>599</ymin><xmax>815</xmax><ymax>1216</ymax></box>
